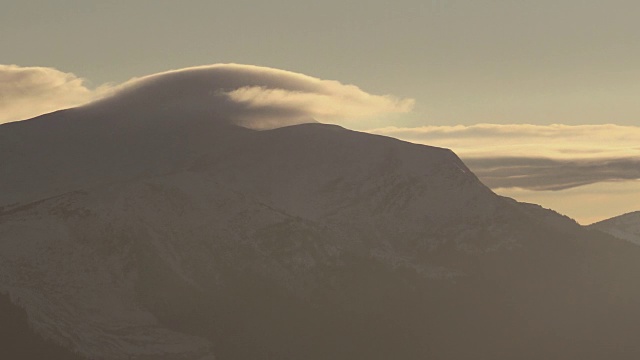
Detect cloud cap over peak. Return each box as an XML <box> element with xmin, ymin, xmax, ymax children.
<box><xmin>90</xmin><ymin>64</ymin><xmax>414</xmax><ymax>129</ymax></box>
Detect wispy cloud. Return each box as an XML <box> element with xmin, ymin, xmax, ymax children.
<box><xmin>368</xmin><ymin>124</ymin><xmax>640</xmax><ymax>191</ymax></box>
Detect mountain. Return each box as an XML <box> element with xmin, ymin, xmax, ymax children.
<box><xmin>3</xmin><ymin>76</ymin><xmax>640</xmax><ymax>359</ymax></box>
<box><xmin>589</xmin><ymin>211</ymin><xmax>640</xmax><ymax>245</ymax></box>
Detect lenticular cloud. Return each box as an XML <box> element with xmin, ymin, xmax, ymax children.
<box><xmin>90</xmin><ymin>64</ymin><xmax>414</xmax><ymax>129</ymax></box>
<box><xmin>1</xmin><ymin>63</ymin><xmax>414</xmax><ymax>128</ymax></box>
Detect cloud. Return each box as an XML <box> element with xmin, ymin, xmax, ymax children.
<box><xmin>0</xmin><ymin>65</ymin><xmax>105</xmax><ymax>123</ymax></box>
<box><xmin>226</xmin><ymin>83</ymin><xmax>414</xmax><ymax>120</ymax></box>
<box><xmin>1</xmin><ymin>64</ymin><xmax>414</xmax><ymax>128</ymax></box>
<box><xmin>368</xmin><ymin>124</ymin><xmax>640</xmax><ymax>191</ymax></box>
<box><xmin>86</xmin><ymin>64</ymin><xmax>414</xmax><ymax>129</ymax></box>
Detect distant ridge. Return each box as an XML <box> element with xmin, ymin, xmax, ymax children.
<box><xmin>589</xmin><ymin>211</ymin><xmax>640</xmax><ymax>245</ymax></box>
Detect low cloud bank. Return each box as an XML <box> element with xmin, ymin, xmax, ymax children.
<box><xmin>369</xmin><ymin>124</ymin><xmax>640</xmax><ymax>191</ymax></box>
<box><xmin>465</xmin><ymin>157</ymin><xmax>640</xmax><ymax>191</ymax></box>
<box><xmin>1</xmin><ymin>64</ymin><xmax>414</xmax><ymax>128</ymax></box>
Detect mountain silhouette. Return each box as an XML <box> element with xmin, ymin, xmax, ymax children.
<box><xmin>2</xmin><ymin>73</ymin><xmax>640</xmax><ymax>359</ymax></box>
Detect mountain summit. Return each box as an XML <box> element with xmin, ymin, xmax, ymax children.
<box><xmin>2</xmin><ymin>72</ymin><xmax>640</xmax><ymax>359</ymax></box>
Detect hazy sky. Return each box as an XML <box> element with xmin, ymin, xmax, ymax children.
<box><xmin>2</xmin><ymin>0</ymin><xmax>639</xmax><ymax>223</ymax></box>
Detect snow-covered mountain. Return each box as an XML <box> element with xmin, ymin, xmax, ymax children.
<box><xmin>3</xmin><ymin>68</ymin><xmax>640</xmax><ymax>359</ymax></box>
<box><xmin>589</xmin><ymin>211</ymin><xmax>640</xmax><ymax>245</ymax></box>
